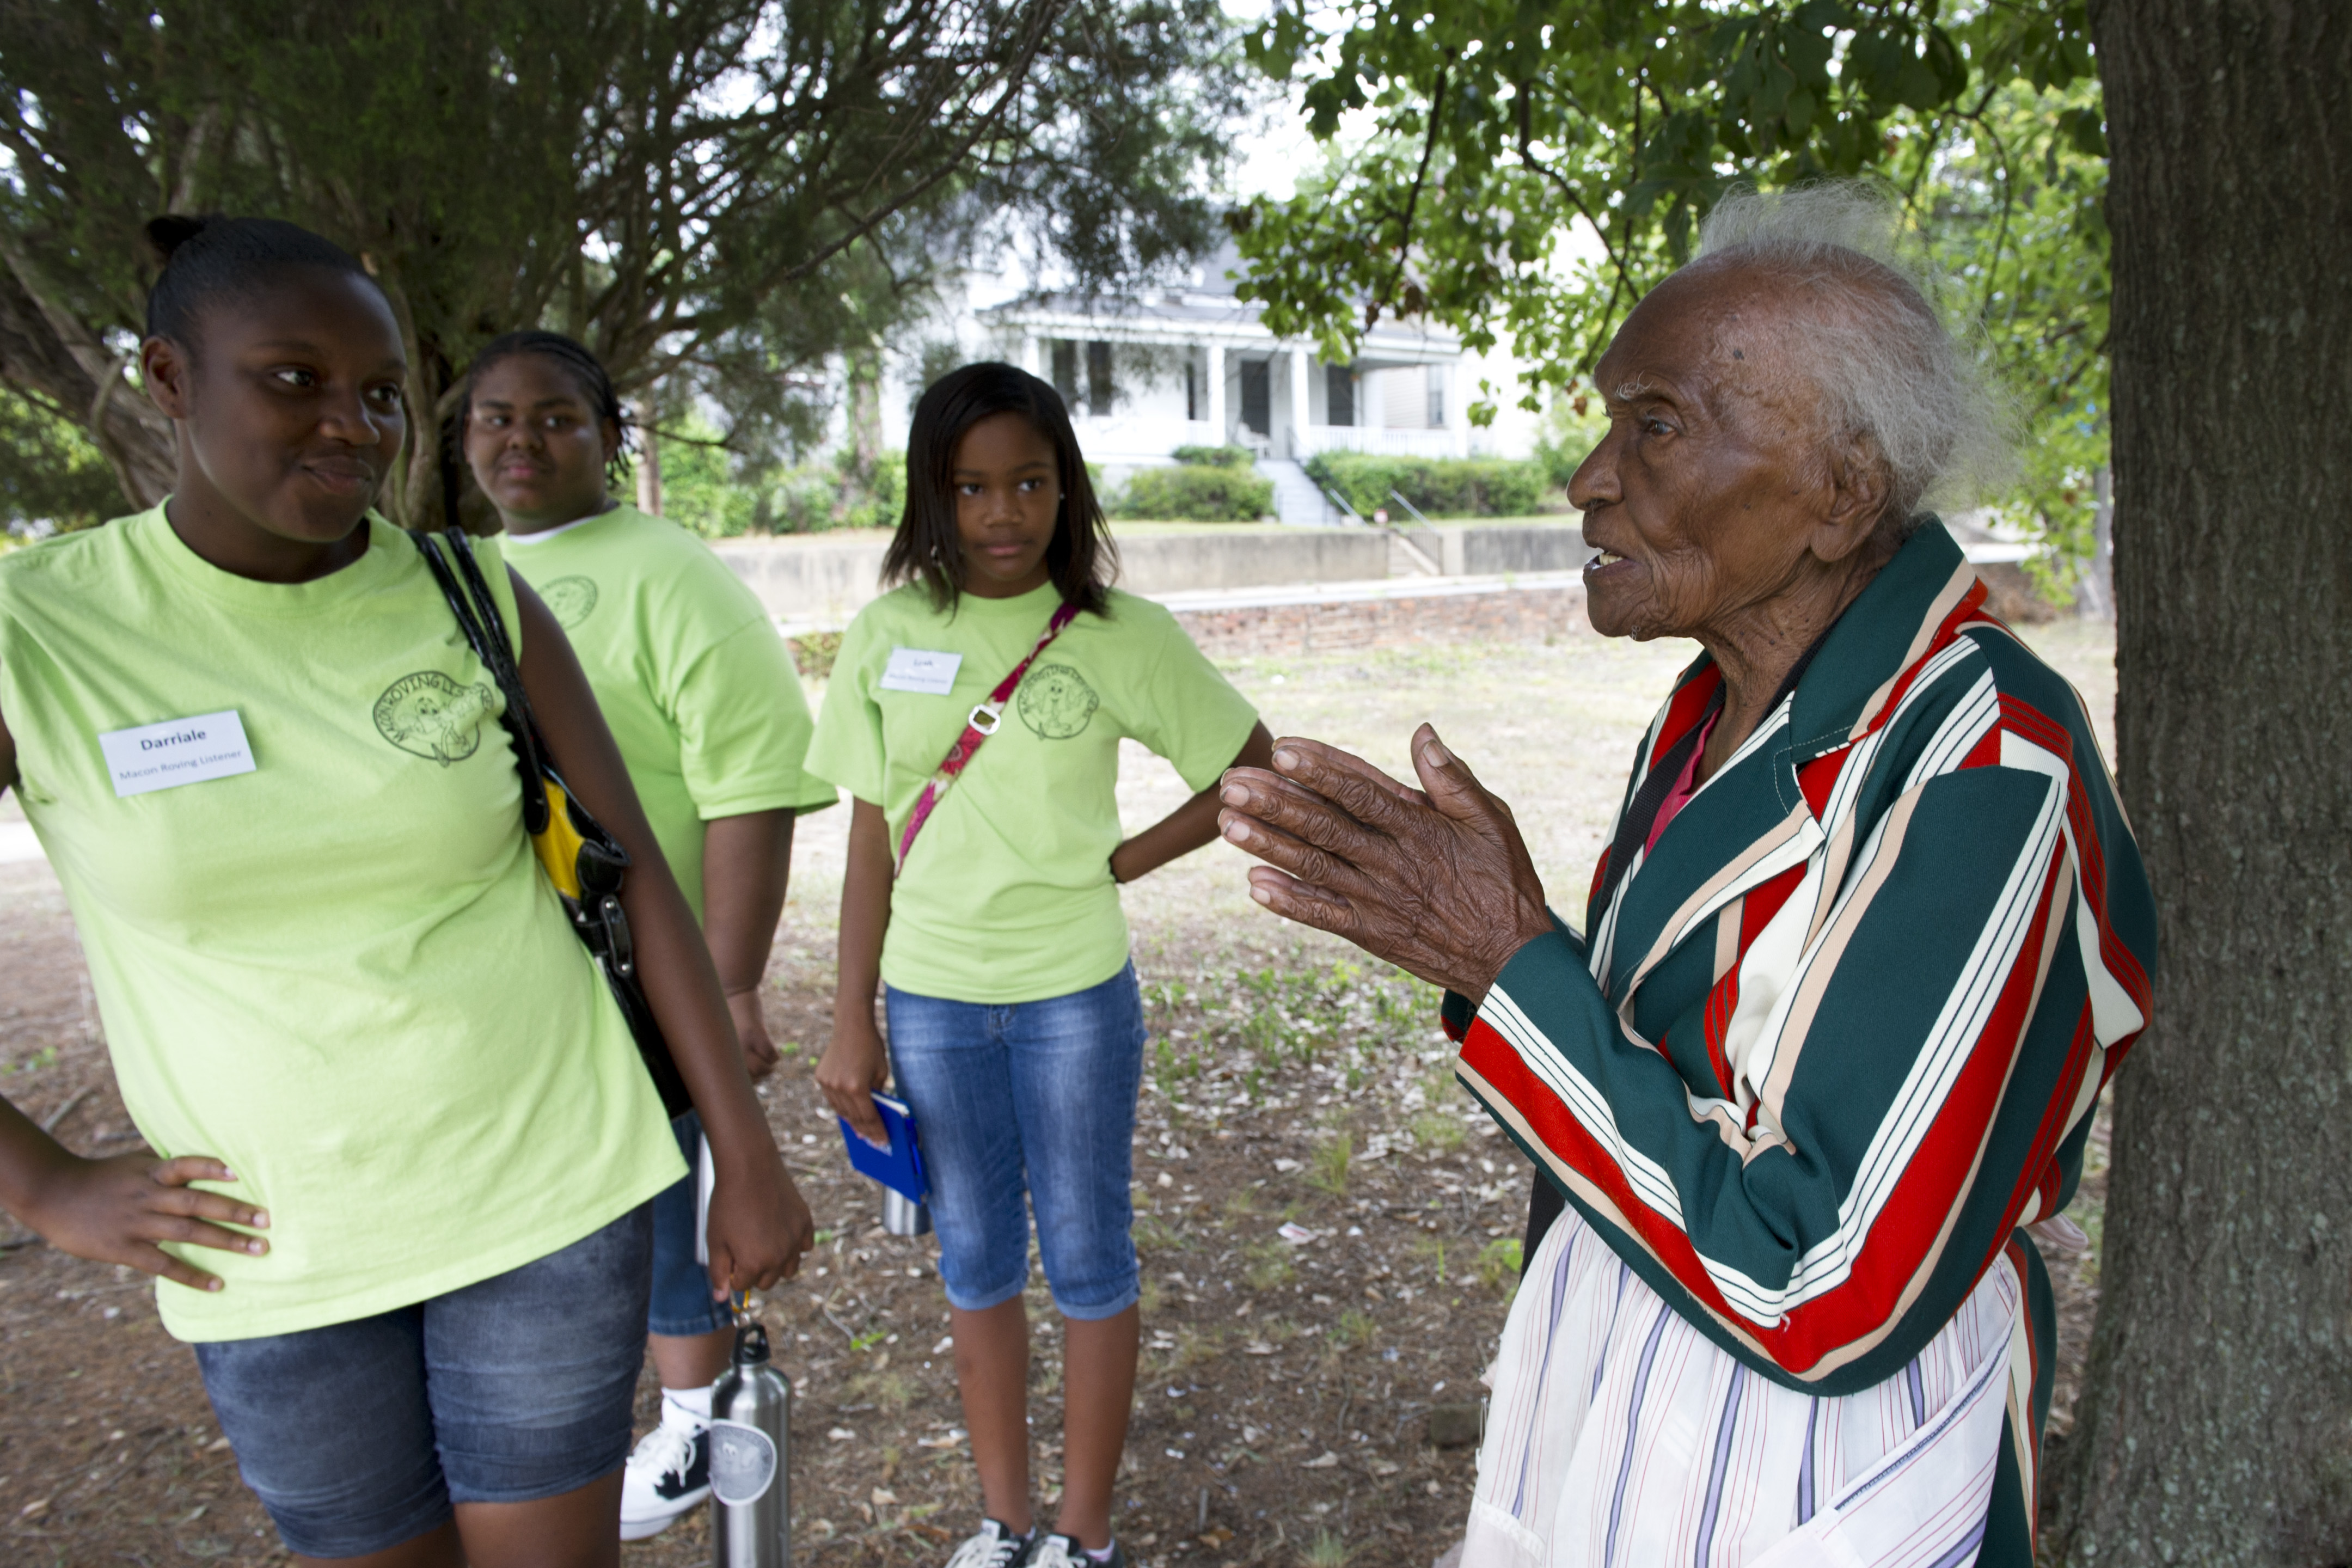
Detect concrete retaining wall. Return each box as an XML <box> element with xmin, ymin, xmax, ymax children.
<box><xmin>711</xmin><ymin>526</ymin><xmax>1393</xmax><ymax>625</ymax></box>
<box><xmin>1432</xmin><ymin>523</ymin><xmax>1591</xmax><ymax>576</ymax></box>
<box><xmin>1118</xmin><ymin>529</ymin><xmax>1392</xmax><ymax>595</ymax></box>
<box><xmin>1167</xmin><ymin>575</ymin><xmax>1590</xmax><ymax>659</ymax></box>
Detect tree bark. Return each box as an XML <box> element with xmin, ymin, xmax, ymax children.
<box><xmin>634</xmin><ymin>403</ymin><xmax>663</xmax><ymax>518</ymax></box>
<box><xmin>2050</xmin><ymin>4</ymin><xmax>2352</xmax><ymax>1564</ymax></box>
<box><xmin>0</xmin><ymin>259</ymin><xmax>173</xmax><ymax>510</ymax></box>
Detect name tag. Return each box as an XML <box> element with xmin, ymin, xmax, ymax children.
<box><xmin>879</xmin><ymin>647</ymin><xmax>963</xmax><ymax>696</ymax></box>
<box><xmin>97</xmin><ymin>710</ymin><xmax>258</xmax><ymax>798</ymax></box>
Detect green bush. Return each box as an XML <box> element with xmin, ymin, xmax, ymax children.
<box><xmin>1168</xmin><ymin>443</ymin><xmax>1254</xmax><ymax>469</ymax></box>
<box><xmin>1112</xmin><ymin>463</ymin><xmax>1274</xmax><ymax>522</ymax></box>
<box><xmin>1303</xmin><ymin>452</ymin><xmax>1549</xmax><ymax>518</ymax></box>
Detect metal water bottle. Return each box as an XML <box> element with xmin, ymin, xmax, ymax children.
<box><xmin>882</xmin><ymin>1186</ymin><xmax>932</xmax><ymax>1237</ymax></box>
<box><xmin>710</xmin><ymin>1317</ymin><xmax>791</xmax><ymax>1568</ymax></box>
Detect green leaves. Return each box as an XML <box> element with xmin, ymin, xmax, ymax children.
<box><xmin>1233</xmin><ymin>0</ymin><xmax>2110</xmax><ymax>565</ymax></box>
<box><xmin>0</xmin><ymin>0</ymin><xmax>1250</xmax><ymax>523</ymax></box>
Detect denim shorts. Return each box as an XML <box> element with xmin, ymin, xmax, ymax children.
<box><xmin>884</xmin><ymin>961</ymin><xmax>1146</xmax><ymax>1320</ymax></box>
<box><xmin>647</xmin><ymin>1109</ymin><xmax>730</xmax><ymax>1338</ymax></box>
<box><xmin>193</xmin><ymin>1204</ymin><xmax>652</xmax><ymax>1559</ymax></box>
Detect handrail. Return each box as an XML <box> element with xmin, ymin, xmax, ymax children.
<box><xmin>1387</xmin><ymin>489</ymin><xmax>1432</xmax><ymax>526</ymax></box>
<box><xmin>1322</xmin><ymin>486</ymin><xmax>1362</xmax><ymax>523</ymax></box>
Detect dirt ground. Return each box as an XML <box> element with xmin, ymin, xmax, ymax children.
<box><xmin>0</xmin><ymin>618</ymin><xmax>2120</xmax><ymax>1568</ymax></box>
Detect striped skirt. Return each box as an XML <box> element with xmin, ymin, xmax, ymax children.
<box><xmin>1462</xmin><ymin>1206</ymin><xmax>2023</xmax><ymax>1568</ymax></box>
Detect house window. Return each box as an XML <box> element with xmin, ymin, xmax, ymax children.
<box><xmin>1239</xmin><ymin>360</ymin><xmax>1271</xmax><ymax>437</ymax></box>
<box><xmin>1185</xmin><ymin>360</ymin><xmax>1198</xmax><ymax>421</ymax></box>
<box><xmin>1325</xmin><ymin>363</ymin><xmax>1355</xmax><ymax>427</ymax></box>
<box><xmin>1426</xmin><ymin>365</ymin><xmax>1445</xmax><ymax>427</ymax></box>
<box><xmin>1086</xmin><ymin>340</ymin><xmax>1114</xmax><ymax>415</ymax></box>
<box><xmin>1050</xmin><ymin>341</ymin><xmax>1079</xmax><ymax>407</ymax></box>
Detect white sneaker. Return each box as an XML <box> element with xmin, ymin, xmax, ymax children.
<box><xmin>618</xmin><ymin>1406</ymin><xmax>711</xmax><ymax>1541</ymax></box>
<box><xmin>1028</xmin><ymin>1534</ymin><xmax>1125</xmax><ymax>1568</ymax></box>
<box><xmin>944</xmin><ymin>1518</ymin><xmax>1034</xmax><ymax>1568</ymax></box>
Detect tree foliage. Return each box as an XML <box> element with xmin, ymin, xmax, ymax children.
<box><xmin>0</xmin><ymin>383</ymin><xmax>120</xmax><ymax>534</ymax></box>
<box><xmin>0</xmin><ymin>0</ymin><xmax>1248</xmax><ymax>524</ymax></box>
<box><xmin>1916</xmin><ymin>75</ymin><xmax>2109</xmax><ymax>571</ymax></box>
<box><xmin>1228</xmin><ymin>1</ymin><xmax>2106</xmax><ymax>553</ymax></box>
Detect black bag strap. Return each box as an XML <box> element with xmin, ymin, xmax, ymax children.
<box><xmin>412</xmin><ymin>528</ymin><xmax>552</xmax><ymax>837</ymax></box>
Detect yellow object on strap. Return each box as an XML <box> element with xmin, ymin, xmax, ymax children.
<box><xmin>532</xmin><ymin>777</ymin><xmax>589</xmax><ymax>901</ymax></box>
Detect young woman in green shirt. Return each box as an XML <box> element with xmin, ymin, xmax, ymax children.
<box><xmin>461</xmin><ymin>329</ymin><xmax>835</xmax><ymax>1542</ymax></box>
<box><xmin>0</xmin><ymin>217</ymin><xmax>812</xmax><ymax>1567</ymax></box>
<box><xmin>810</xmin><ymin>363</ymin><xmax>1274</xmax><ymax>1568</ymax></box>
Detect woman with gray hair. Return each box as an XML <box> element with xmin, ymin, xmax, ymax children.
<box><xmin>1214</xmin><ymin>185</ymin><xmax>2155</xmax><ymax>1567</ymax></box>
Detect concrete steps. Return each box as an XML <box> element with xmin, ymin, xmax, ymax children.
<box><xmin>1257</xmin><ymin>458</ymin><xmax>1334</xmax><ymax>526</ymax></box>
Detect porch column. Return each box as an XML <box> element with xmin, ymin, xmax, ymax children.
<box><xmin>1289</xmin><ymin>345</ymin><xmax>1312</xmax><ymax>458</ymax></box>
<box><xmin>1020</xmin><ymin>335</ymin><xmax>1042</xmax><ymax>377</ymax></box>
<box><xmin>1205</xmin><ymin>342</ymin><xmax>1227</xmax><ymax>442</ymax></box>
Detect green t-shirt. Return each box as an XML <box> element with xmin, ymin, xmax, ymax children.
<box><xmin>503</xmin><ymin>504</ymin><xmax>833</xmax><ymax>922</ymax></box>
<box><xmin>806</xmin><ymin>580</ymin><xmax>1257</xmax><ymax>1003</ymax></box>
<box><xmin>0</xmin><ymin>508</ymin><xmax>684</xmax><ymax>1342</ymax></box>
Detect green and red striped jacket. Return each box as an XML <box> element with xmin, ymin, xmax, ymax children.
<box><xmin>1449</xmin><ymin>519</ymin><xmax>2156</xmax><ymax>1411</ymax></box>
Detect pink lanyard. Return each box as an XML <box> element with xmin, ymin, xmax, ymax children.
<box><xmin>893</xmin><ymin>601</ymin><xmax>1080</xmax><ymax>875</ymax></box>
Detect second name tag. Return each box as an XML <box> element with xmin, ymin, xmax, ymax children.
<box><xmin>98</xmin><ymin>710</ymin><xmax>258</xmax><ymax>798</ymax></box>
<box><xmin>880</xmin><ymin>647</ymin><xmax>963</xmax><ymax>695</ymax></box>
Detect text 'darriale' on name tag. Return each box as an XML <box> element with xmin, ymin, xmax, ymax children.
<box><xmin>97</xmin><ymin>710</ymin><xmax>257</xmax><ymax>798</ymax></box>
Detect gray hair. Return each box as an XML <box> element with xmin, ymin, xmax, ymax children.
<box><xmin>1690</xmin><ymin>182</ymin><xmax>2010</xmax><ymax>534</ymax></box>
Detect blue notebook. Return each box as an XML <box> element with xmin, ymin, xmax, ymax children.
<box><xmin>839</xmin><ymin>1092</ymin><xmax>928</xmax><ymax>1202</ymax></box>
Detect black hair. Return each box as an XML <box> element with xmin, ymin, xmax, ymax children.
<box><xmin>143</xmin><ymin>215</ymin><xmax>379</xmax><ymax>347</ymax></box>
<box><xmin>458</xmin><ymin>329</ymin><xmax>634</xmax><ymax>488</ymax></box>
<box><xmin>884</xmin><ymin>362</ymin><xmax>1117</xmax><ymax>615</ymax></box>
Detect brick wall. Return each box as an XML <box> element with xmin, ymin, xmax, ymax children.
<box><xmin>1171</xmin><ymin>583</ymin><xmax>1590</xmax><ymax>659</ymax></box>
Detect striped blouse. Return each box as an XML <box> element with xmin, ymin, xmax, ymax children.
<box><xmin>1445</xmin><ymin>520</ymin><xmax>2157</xmax><ymax>1564</ymax></box>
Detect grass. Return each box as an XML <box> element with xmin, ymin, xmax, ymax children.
<box><xmin>1300</xmin><ymin>1528</ymin><xmax>1355</xmax><ymax>1567</ymax></box>
<box><xmin>1153</xmin><ymin>1325</ymin><xmax>1228</xmax><ymax>1374</ymax></box>
<box><xmin>1308</xmin><ymin>1133</ymin><xmax>1352</xmax><ymax>1196</ymax></box>
<box><xmin>1328</xmin><ymin>1309</ymin><xmax>1377</xmax><ymax>1350</ymax></box>
<box><xmin>1476</xmin><ymin>1237</ymin><xmax>1524</xmax><ymax>1294</ymax></box>
<box><xmin>1244</xmin><ymin>1240</ymin><xmax>1298</xmax><ymax>1292</ymax></box>
<box><xmin>1132</xmin><ymin>1212</ymin><xmax>1180</xmax><ymax>1254</ymax></box>
<box><xmin>1411</xmin><ymin>1112</ymin><xmax>1467</xmax><ymax>1153</ymax></box>
<box><xmin>847</xmin><ymin>1369</ymin><xmax>915</xmax><ymax>1410</ymax></box>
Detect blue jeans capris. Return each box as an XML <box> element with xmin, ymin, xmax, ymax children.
<box><xmin>647</xmin><ymin>1108</ymin><xmax>730</xmax><ymax>1338</ymax></box>
<box><xmin>884</xmin><ymin>961</ymin><xmax>1146</xmax><ymax>1320</ymax></box>
<box><xmin>192</xmin><ymin>1204</ymin><xmax>653</xmax><ymax>1559</ymax></box>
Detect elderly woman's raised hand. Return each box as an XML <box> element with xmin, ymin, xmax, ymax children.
<box><xmin>1217</xmin><ymin>725</ymin><xmax>1556</xmax><ymax>1003</ymax></box>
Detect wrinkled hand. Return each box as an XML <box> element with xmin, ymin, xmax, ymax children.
<box><xmin>816</xmin><ymin>1014</ymin><xmax>892</xmax><ymax>1149</ymax></box>
<box><xmin>704</xmin><ymin>1150</ymin><xmax>815</xmax><ymax>1298</ymax></box>
<box><xmin>730</xmin><ymin>990</ymin><xmax>780</xmax><ymax>1082</ymax></box>
<box><xmin>1217</xmin><ymin>725</ymin><xmax>1554</xmax><ymax>1003</ymax></box>
<box><xmin>21</xmin><ymin>1152</ymin><xmax>268</xmax><ymax>1294</ymax></box>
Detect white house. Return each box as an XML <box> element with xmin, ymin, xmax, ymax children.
<box><xmin>849</xmin><ymin>242</ymin><xmax>1540</xmax><ymax>524</ymax></box>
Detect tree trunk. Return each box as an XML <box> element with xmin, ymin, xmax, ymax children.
<box><xmin>0</xmin><ymin>256</ymin><xmax>174</xmax><ymax>511</ymax></box>
<box><xmin>2049</xmin><ymin>4</ymin><xmax>2352</xmax><ymax>1565</ymax></box>
<box><xmin>2077</xmin><ymin>464</ymin><xmax>2114</xmax><ymax>621</ymax></box>
<box><xmin>634</xmin><ymin>403</ymin><xmax>663</xmax><ymax>518</ymax></box>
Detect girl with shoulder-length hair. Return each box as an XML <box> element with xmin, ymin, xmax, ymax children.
<box><xmin>810</xmin><ymin>362</ymin><xmax>1274</xmax><ymax>1568</ymax></box>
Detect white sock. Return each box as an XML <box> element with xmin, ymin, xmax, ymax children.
<box><xmin>661</xmin><ymin>1386</ymin><xmax>713</xmax><ymax>1425</ymax></box>
<box><xmin>1085</xmin><ymin>1543</ymin><xmax>1116</xmax><ymax>1564</ymax></box>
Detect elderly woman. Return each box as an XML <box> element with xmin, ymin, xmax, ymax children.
<box><xmin>1216</xmin><ymin>187</ymin><xmax>2155</xmax><ymax>1567</ymax></box>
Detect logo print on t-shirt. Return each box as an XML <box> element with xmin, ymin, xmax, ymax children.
<box><xmin>1017</xmin><ymin>663</ymin><xmax>1099</xmax><ymax>739</ymax></box>
<box><xmin>372</xmin><ymin>672</ymin><xmax>501</xmax><ymax>766</ymax></box>
<box><xmin>538</xmin><ymin>575</ymin><xmax>598</xmax><ymax>629</ymax></box>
